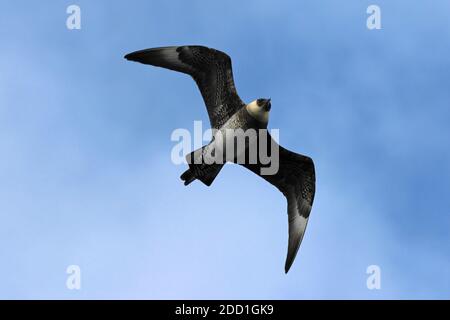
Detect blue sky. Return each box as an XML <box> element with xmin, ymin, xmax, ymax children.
<box><xmin>1</xmin><ymin>0</ymin><xmax>449</xmax><ymax>299</ymax></box>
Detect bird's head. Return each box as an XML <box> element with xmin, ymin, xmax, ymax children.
<box><xmin>257</xmin><ymin>98</ymin><xmax>271</xmax><ymax>111</ymax></box>
<box><xmin>246</xmin><ymin>98</ymin><xmax>271</xmax><ymax>123</ymax></box>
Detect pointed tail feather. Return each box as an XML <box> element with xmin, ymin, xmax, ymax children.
<box><xmin>181</xmin><ymin>147</ymin><xmax>224</xmax><ymax>187</ymax></box>
<box><xmin>180</xmin><ymin>169</ymin><xmax>196</xmax><ymax>186</ymax></box>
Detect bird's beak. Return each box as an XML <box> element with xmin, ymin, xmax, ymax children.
<box><xmin>264</xmin><ymin>98</ymin><xmax>271</xmax><ymax>111</ymax></box>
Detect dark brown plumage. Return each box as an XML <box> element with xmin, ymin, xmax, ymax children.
<box><xmin>125</xmin><ymin>46</ymin><xmax>245</xmax><ymax>129</ymax></box>
<box><xmin>125</xmin><ymin>45</ymin><xmax>316</xmax><ymax>273</ymax></box>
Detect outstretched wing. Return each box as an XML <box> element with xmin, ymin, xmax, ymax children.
<box><xmin>240</xmin><ymin>132</ymin><xmax>316</xmax><ymax>273</ymax></box>
<box><xmin>124</xmin><ymin>45</ymin><xmax>245</xmax><ymax>129</ymax></box>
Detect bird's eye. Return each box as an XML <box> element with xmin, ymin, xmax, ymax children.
<box><xmin>256</xmin><ymin>99</ymin><xmax>264</xmax><ymax>106</ymax></box>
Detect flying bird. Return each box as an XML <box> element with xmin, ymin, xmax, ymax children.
<box><xmin>124</xmin><ymin>45</ymin><xmax>315</xmax><ymax>273</ymax></box>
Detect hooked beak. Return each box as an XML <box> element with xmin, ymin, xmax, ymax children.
<box><xmin>264</xmin><ymin>98</ymin><xmax>271</xmax><ymax>111</ymax></box>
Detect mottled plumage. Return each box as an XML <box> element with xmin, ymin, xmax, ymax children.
<box><xmin>241</xmin><ymin>132</ymin><xmax>315</xmax><ymax>273</ymax></box>
<box><xmin>125</xmin><ymin>45</ymin><xmax>316</xmax><ymax>273</ymax></box>
<box><xmin>125</xmin><ymin>46</ymin><xmax>244</xmax><ymax>129</ymax></box>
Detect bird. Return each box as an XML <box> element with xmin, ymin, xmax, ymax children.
<box><xmin>124</xmin><ymin>45</ymin><xmax>315</xmax><ymax>273</ymax></box>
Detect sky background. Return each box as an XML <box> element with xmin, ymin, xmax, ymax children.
<box><xmin>1</xmin><ymin>0</ymin><xmax>449</xmax><ymax>299</ymax></box>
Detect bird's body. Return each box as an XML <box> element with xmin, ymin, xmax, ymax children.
<box><xmin>201</xmin><ymin>102</ymin><xmax>267</xmax><ymax>165</ymax></box>
<box><xmin>125</xmin><ymin>45</ymin><xmax>315</xmax><ymax>273</ymax></box>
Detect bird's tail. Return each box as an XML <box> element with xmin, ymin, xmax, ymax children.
<box><xmin>180</xmin><ymin>147</ymin><xmax>224</xmax><ymax>187</ymax></box>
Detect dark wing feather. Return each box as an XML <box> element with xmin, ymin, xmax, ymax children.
<box><xmin>124</xmin><ymin>46</ymin><xmax>245</xmax><ymax>129</ymax></box>
<box><xmin>240</xmin><ymin>132</ymin><xmax>315</xmax><ymax>273</ymax></box>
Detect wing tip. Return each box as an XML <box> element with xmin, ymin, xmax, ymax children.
<box><xmin>123</xmin><ymin>47</ymin><xmax>187</xmax><ymax>70</ymax></box>
<box><xmin>284</xmin><ymin>251</ymin><xmax>296</xmax><ymax>274</ymax></box>
<box><xmin>283</xmin><ymin>212</ymin><xmax>310</xmax><ymax>274</ymax></box>
<box><xmin>124</xmin><ymin>50</ymin><xmax>148</xmax><ymax>62</ymax></box>
<box><xmin>124</xmin><ymin>51</ymin><xmax>138</xmax><ymax>62</ymax></box>
<box><xmin>123</xmin><ymin>48</ymin><xmax>155</xmax><ymax>63</ymax></box>
<box><xmin>284</xmin><ymin>264</ymin><xmax>291</xmax><ymax>274</ymax></box>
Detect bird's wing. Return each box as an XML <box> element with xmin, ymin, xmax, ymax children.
<box><xmin>240</xmin><ymin>132</ymin><xmax>315</xmax><ymax>273</ymax></box>
<box><xmin>124</xmin><ymin>45</ymin><xmax>245</xmax><ymax>129</ymax></box>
